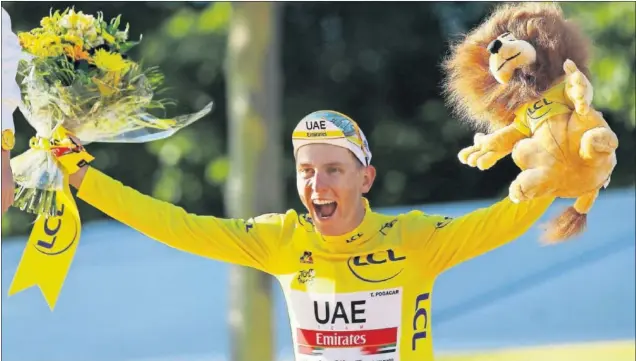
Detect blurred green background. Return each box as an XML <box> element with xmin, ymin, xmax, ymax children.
<box><xmin>2</xmin><ymin>1</ymin><xmax>634</xmax><ymax>237</ymax></box>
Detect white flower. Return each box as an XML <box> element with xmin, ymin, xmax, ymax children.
<box><xmin>59</xmin><ymin>9</ymin><xmax>97</xmax><ymax>34</ymax></box>
<box><xmin>114</xmin><ymin>31</ymin><xmax>128</xmax><ymax>42</ymax></box>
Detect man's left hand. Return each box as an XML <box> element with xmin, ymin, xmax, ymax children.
<box><xmin>2</xmin><ymin>150</ymin><xmax>15</xmax><ymax>213</ymax></box>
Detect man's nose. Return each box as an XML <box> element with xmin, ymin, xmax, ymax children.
<box><xmin>310</xmin><ymin>172</ymin><xmax>329</xmax><ymax>192</ymax></box>
<box><xmin>487</xmin><ymin>39</ymin><xmax>502</xmax><ymax>54</ymax></box>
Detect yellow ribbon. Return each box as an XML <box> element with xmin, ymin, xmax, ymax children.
<box><xmin>9</xmin><ymin>126</ymin><xmax>93</xmax><ymax>310</ymax></box>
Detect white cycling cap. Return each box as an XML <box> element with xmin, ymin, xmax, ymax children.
<box><xmin>292</xmin><ymin>110</ymin><xmax>372</xmax><ymax>166</ymax></box>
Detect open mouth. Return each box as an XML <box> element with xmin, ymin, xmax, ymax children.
<box><xmin>313</xmin><ymin>200</ymin><xmax>338</xmax><ymax>219</ymax></box>
<box><xmin>497</xmin><ymin>52</ymin><xmax>522</xmax><ymax>71</ymax></box>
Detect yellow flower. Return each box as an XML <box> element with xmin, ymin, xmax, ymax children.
<box><xmin>19</xmin><ymin>32</ymin><xmax>64</xmax><ymax>57</ymax></box>
<box><xmin>38</xmin><ymin>33</ymin><xmax>64</xmax><ymax>55</ymax></box>
<box><xmin>62</xmin><ymin>34</ymin><xmax>84</xmax><ymax>48</ymax></box>
<box><xmin>18</xmin><ymin>32</ymin><xmax>37</xmax><ymax>50</ymax></box>
<box><xmin>40</xmin><ymin>16</ymin><xmax>58</xmax><ymax>31</ymax></box>
<box><xmin>92</xmin><ymin>48</ymin><xmax>130</xmax><ymax>72</ymax></box>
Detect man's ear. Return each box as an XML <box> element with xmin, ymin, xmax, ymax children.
<box><xmin>361</xmin><ymin>165</ymin><xmax>376</xmax><ymax>194</ymax></box>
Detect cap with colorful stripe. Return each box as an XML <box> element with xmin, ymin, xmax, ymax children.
<box><xmin>292</xmin><ymin>110</ymin><xmax>372</xmax><ymax>166</ymax></box>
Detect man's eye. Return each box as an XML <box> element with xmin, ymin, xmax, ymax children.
<box><xmin>328</xmin><ymin>167</ymin><xmax>340</xmax><ymax>173</ymax></box>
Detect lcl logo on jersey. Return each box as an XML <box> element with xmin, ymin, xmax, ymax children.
<box><xmin>347</xmin><ymin>249</ymin><xmax>406</xmax><ymax>283</ymax></box>
<box><xmin>346</xmin><ymin>233</ymin><xmax>363</xmax><ymax>243</ymax></box>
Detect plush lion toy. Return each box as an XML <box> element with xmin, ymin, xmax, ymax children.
<box><xmin>442</xmin><ymin>2</ymin><xmax>619</xmax><ymax>243</ymax></box>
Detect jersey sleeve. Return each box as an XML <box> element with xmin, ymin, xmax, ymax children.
<box><xmin>407</xmin><ymin>195</ymin><xmax>554</xmax><ymax>275</ymax></box>
<box><xmin>76</xmin><ymin>167</ymin><xmax>286</xmax><ymax>274</ymax></box>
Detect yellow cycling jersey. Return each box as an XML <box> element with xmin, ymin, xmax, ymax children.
<box><xmin>513</xmin><ymin>79</ymin><xmax>573</xmax><ymax>137</ymax></box>
<box><xmin>77</xmin><ymin>167</ymin><xmax>554</xmax><ymax>361</ymax></box>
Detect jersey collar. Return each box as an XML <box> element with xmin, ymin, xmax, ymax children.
<box><xmin>320</xmin><ymin>197</ymin><xmax>379</xmax><ymax>245</ymax></box>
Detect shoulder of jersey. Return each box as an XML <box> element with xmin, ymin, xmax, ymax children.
<box><xmin>401</xmin><ymin>209</ymin><xmax>454</xmax><ymax>229</ymax></box>
<box><xmin>247</xmin><ymin>210</ymin><xmax>302</xmax><ymax>244</ymax></box>
<box><xmin>292</xmin><ymin>210</ymin><xmax>316</xmax><ymax>232</ymax></box>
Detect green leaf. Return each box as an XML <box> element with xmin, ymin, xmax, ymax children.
<box><xmin>111</xmin><ymin>14</ymin><xmax>122</xmax><ymax>30</ymax></box>
<box><xmin>120</xmin><ymin>36</ymin><xmax>142</xmax><ymax>53</ymax></box>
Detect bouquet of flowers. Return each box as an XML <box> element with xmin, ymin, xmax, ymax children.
<box><xmin>6</xmin><ymin>7</ymin><xmax>213</xmax><ymax>310</ymax></box>
<box><xmin>11</xmin><ymin>7</ymin><xmax>213</xmax><ymax>217</ymax></box>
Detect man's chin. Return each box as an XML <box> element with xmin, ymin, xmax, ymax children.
<box><xmin>313</xmin><ymin>213</ymin><xmax>336</xmax><ymax>225</ymax></box>
<box><xmin>312</xmin><ymin>212</ymin><xmax>343</xmax><ymax>235</ymax></box>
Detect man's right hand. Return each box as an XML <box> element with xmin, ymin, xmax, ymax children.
<box><xmin>51</xmin><ymin>134</ymin><xmax>92</xmax><ymax>190</ymax></box>
<box><xmin>69</xmin><ymin>165</ymin><xmax>89</xmax><ymax>190</ymax></box>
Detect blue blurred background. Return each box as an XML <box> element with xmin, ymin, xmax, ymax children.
<box><xmin>1</xmin><ymin>2</ymin><xmax>635</xmax><ymax>361</ymax></box>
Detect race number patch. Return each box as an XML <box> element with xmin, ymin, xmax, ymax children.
<box><xmin>289</xmin><ymin>287</ymin><xmax>402</xmax><ymax>361</ymax></box>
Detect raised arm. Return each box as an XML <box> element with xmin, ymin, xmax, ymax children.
<box><xmin>70</xmin><ymin>166</ymin><xmax>287</xmax><ymax>274</ymax></box>
<box><xmin>407</xmin><ymin>195</ymin><xmax>554</xmax><ymax>275</ymax></box>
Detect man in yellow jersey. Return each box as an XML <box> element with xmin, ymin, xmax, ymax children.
<box><xmin>60</xmin><ymin>110</ymin><xmax>554</xmax><ymax>361</ymax></box>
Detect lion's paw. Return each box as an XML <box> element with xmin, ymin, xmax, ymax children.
<box><xmin>564</xmin><ymin>59</ymin><xmax>593</xmax><ymax>116</ymax></box>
